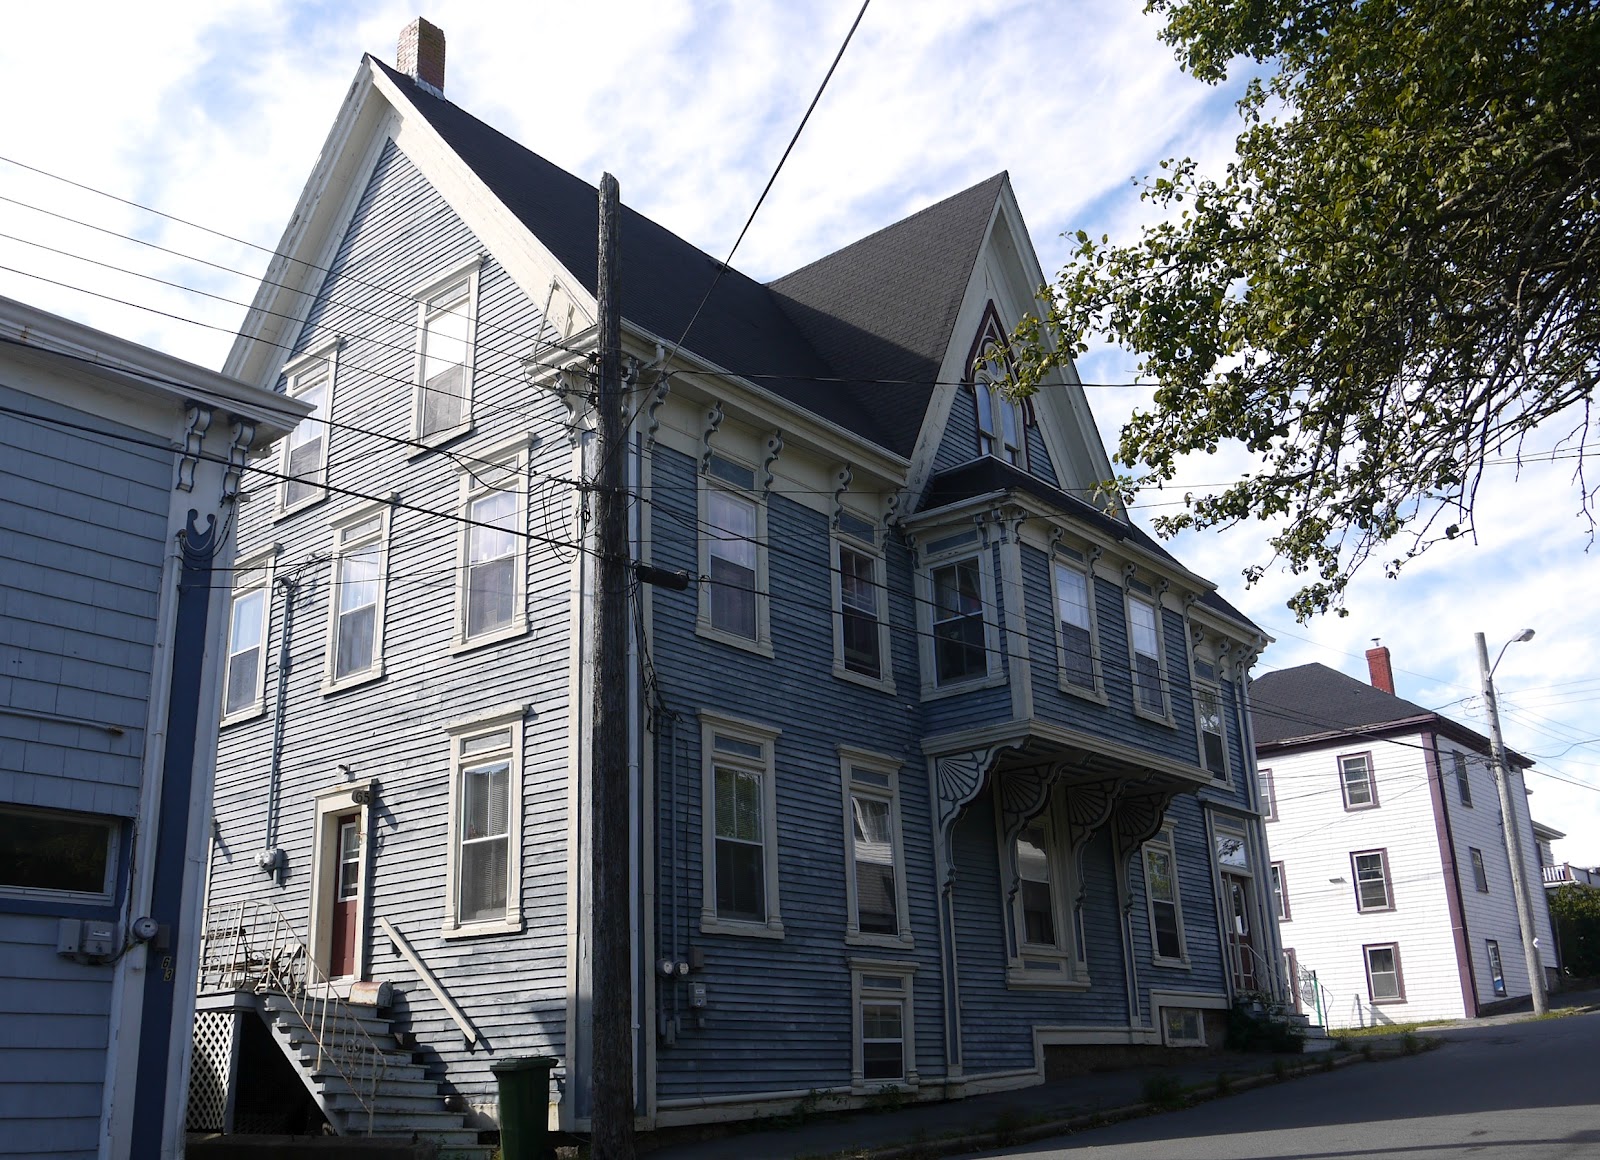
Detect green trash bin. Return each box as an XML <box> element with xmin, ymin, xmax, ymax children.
<box><xmin>490</xmin><ymin>1055</ymin><xmax>558</xmax><ymax>1160</ymax></box>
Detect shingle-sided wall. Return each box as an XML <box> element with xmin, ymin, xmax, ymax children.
<box><xmin>646</xmin><ymin>443</ymin><xmax>944</xmax><ymax>1101</ymax></box>
<box><xmin>210</xmin><ymin>139</ymin><xmax>575</xmax><ymax>1107</ymax></box>
<box><xmin>0</xmin><ymin>384</ymin><xmax>172</xmax><ymax>1158</ymax></box>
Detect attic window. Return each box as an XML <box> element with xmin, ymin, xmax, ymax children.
<box><xmin>412</xmin><ymin>258</ymin><xmax>482</xmax><ymax>446</ymax></box>
<box><xmin>967</xmin><ymin>304</ymin><xmax>1028</xmax><ymax>469</ymax></box>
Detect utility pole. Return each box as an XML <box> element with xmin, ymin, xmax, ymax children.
<box><xmin>1476</xmin><ymin>631</ymin><xmax>1549</xmax><ymax>1017</ymax></box>
<box><xmin>590</xmin><ymin>172</ymin><xmax>635</xmax><ymax>1157</ymax></box>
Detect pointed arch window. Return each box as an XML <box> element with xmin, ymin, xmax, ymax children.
<box><xmin>967</xmin><ymin>304</ymin><xmax>1029</xmax><ymax>469</ymax></box>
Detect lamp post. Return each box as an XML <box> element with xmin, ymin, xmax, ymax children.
<box><xmin>1475</xmin><ymin>629</ymin><xmax>1548</xmax><ymax>1016</ymax></box>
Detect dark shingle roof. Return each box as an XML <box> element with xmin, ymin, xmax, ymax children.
<box><xmin>1250</xmin><ymin>662</ymin><xmax>1436</xmax><ymax>746</ymax></box>
<box><xmin>768</xmin><ymin>175</ymin><xmax>1007</xmax><ymax>457</ymax></box>
<box><xmin>373</xmin><ymin>59</ymin><xmax>1006</xmax><ymax>456</ymax></box>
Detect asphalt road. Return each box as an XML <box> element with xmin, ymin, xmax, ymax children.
<box><xmin>971</xmin><ymin>1012</ymin><xmax>1600</xmax><ymax>1159</ymax></box>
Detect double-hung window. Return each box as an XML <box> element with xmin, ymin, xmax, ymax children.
<box><xmin>1470</xmin><ymin>847</ymin><xmax>1490</xmax><ymax>892</ymax></box>
<box><xmin>841</xmin><ymin>750</ymin><xmax>911</xmax><ymax>946</ymax></box>
<box><xmin>997</xmin><ymin>783</ymin><xmax>1083</xmax><ymax>988</ymax></box>
<box><xmin>1364</xmin><ymin>943</ymin><xmax>1404</xmax><ymax>1003</ymax></box>
<box><xmin>834</xmin><ymin>512</ymin><xmax>890</xmax><ymax>686</ymax></box>
<box><xmin>1271</xmin><ymin>861</ymin><xmax>1290</xmax><ymax>920</ymax></box>
<box><xmin>280</xmin><ymin>345</ymin><xmax>337</xmax><ymax>513</ymax></box>
<box><xmin>1339</xmin><ymin>752</ymin><xmax>1377</xmax><ymax>809</ymax></box>
<box><xmin>1452</xmin><ymin>751</ymin><xmax>1474</xmax><ymax>807</ymax></box>
<box><xmin>1127</xmin><ymin>585</ymin><xmax>1168</xmax><ymax>718</ymax></box>
<box><xmin>1143</xmin><ymin>827</ymin><xmax>1187</xmax><ymax>964</ymax></box>
<box><xmin>700</xmin><ymin>712</ymin><xmax>783</xmax><ymax>937</ymax></box>
<box><xmin>454</xmin><ymin>439</ymin><xmax>529</xmax><ymax>651</ymax></box>
<box><xmin>1052</xmin><ymin>553</ymin><xmax>1099</xmax><ymax>695</ymax></box>
<box><xmin>1352</xmin><ymin>849</ymin><xmax>1394</xmax><ymax>912</ymax></box>
<box><xmin>916</xmin><ymin>530</ymin><xmax>999</xmax><ymax>696</ymax></box>
<box><xmin>222</xmin><ymin>548</ymin><xmax>276</xmax><ymax>723</ymax></box>
<box><xmin>1486</xmin><ymin>940</ymin><xmax>1507</xmax><ymax>996</ymax></box>
<box><xmin>1259</xmin><ymin>766</ymin><xmax>1278</xmax><ymax>822</ymax></box>
<box><xmin>1196</xmin><ymin>685</ymin><xmax>1227</xmax><ymax>778</ymax></box>
<box><xmin>698</xmin><ymin>453</ymin><xmax>769</xmax><ymax>653</ymax></box>
<box><xmin>974</xmin><ymin>374</ymin><xmax>1026</xmax><ymax>467</ymax></box>
<box><xmin>442</xmin><ymin>706</ymin><xmax>524</xmax><ymax>936</ymax></box>
<box><xmin>325</xmin><ymin>504</ymin><xmax>390</xmax><ymax>690</ymax></box>
<box><xmin>413</xmin><ymin>259</ymin><xmax>480</xmax><ymax>444</ymax></box>
<box><xmin>849</xmin><ymin>960</ymin><xmax>918</xmax><ymax>1090</ymax></box>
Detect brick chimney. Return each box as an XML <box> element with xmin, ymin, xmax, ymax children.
<box><xmin>1366</xmin><ymin>643</ymin><xmax>1395</xmax><ymax>695</ymax></box>
<box><xmin>397</xmin><ymin>17</ymin><xmax>446</xmax><ymax>93</ymax></box>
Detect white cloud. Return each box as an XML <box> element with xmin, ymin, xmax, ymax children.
<box><xmin>4</xmin><ymin>0</ymin><xmax>1597</xmax><ymax>865</ymax></box>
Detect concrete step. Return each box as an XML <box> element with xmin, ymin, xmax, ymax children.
<box><xmin>271</xmin><ymin>1021</ymin><xmax>401</xmax><ymax>1055</ymax></box>
<box><xmin>318</xmin><ymin>1075</ymin><xmax>443</xmax><ymax>1101</ymax></box>
<box><xmin>343</xmin><ymin>1110</ymin><xmax>476</xmax><ymax>1140</ymax></box>
<box><xmin>1301</xmin><ymin>1035</ymin><xmax>1338</xmax><ymax>1053</ymax></box>
<box><xmin>323</xmin><ymin>1090</ymin><xmax>450</xmax><ymax>1116</ymax></box>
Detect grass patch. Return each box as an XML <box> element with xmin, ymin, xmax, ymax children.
<box><xmin>1141</xmin><ymin>1074</ymin><xmax>1188</xmax><ymax>1110</ymax></box>
<box><xmin>1331</xmin><ymin>1019</ymin><xmax>1449</xmax><ymax>1040</ymax></box>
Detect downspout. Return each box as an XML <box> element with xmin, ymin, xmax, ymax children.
<box><xmin>259</xmin><ymin>574</ymin><xmax>299</xmax><ymax>884</ymax></box>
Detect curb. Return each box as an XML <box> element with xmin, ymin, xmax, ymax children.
<box><xmin>833</xmin><ymin>1043</ymin><xmax>1434</xmax><ymax>1160</ymax></box>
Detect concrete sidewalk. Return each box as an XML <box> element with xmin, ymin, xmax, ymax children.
<box><xmin>639</xmin><ymin>987</ymin><xmax>1600</xmax><ymax>1160</ymax></box>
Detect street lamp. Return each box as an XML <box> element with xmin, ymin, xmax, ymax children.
<box><xmin>1475</xmin><ymin>628</ymin><xmax>1548</xmax><ymax>1016</ymax></box>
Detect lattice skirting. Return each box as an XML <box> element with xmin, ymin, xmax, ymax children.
<box><xmin>187</xmin><ymin>1011</ymin><xmax>237</xmax><ymax>1132</ymax></box>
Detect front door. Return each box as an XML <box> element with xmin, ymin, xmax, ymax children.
<box><xmin>1223</xmin><ymin>871</ymin><xmax>1257</xmax><ymax>992</ymax></box>
<box><xmin>329</xmin><ymin>814</ymin><xmax>361</xmax><ymax>979</ymax></box>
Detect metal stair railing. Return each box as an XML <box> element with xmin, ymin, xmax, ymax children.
<box><xmin>199</xmin><ymin>898</ymin><xmax>387</xmax><ymax>1134</ymax></box>
<box><xmin>1294</xmin><ymin>960</ymin><xmax>1329</xmax><ymax>1028</ymax></box>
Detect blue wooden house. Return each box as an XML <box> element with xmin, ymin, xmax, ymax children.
<box><xmin>199</xmin><ymin>20</ymin><xmax>1285</xmax><ymax>1143</ymax></box>
<box><xmin>0</xmin><ymin>296</ymin><xmax>306</xmax><ymax>1160</ymax></box>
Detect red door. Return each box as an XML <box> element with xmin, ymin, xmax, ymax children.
<box><xmin>329</xmin><ymin>815</ymin><xmax>360</xmax><ymax>978</ymax></box>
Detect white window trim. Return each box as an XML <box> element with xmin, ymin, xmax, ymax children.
<box><xmin>839</xmin><ymin>747</ymin><xmax>912</xmax><ymax>950</ymax></box>
<box><xmin>848</xmin><ymin>957</ymin><xmax>919</xmax><ymax>1093</ymax></box>
<box><xmin>699</xmin><ymin>710</ymin><xmax>784</xmax><ymax>939</ymax></box>
<box><xmin>410</xmin><ymin>256</ymin><xmax>482</xmax><ymax>450</ymax></box>
<box><xmin>996</xmin><ymin>782</ymin><xmax>1088</xmax><ymax>990</ymax></box>
<box><xmin>1125</xmin><ymin>584</ymin><xmax>1172</xmax><ymax>724</ymax></box>
<box><xmin>1160</xmin><ymin>1006</ymin><xmax>1207</xmax><ymax>1048</ymax></box>
<box><xmin>452</xmin><ymin>434</ymin><xmax>531</xmax><ymax>654</ymax></box>
<box><xmin>696</xmin><ymin>452</ymin><xmax>772</xmax><ymax>657</ymax></box>
<box><xmin>1193</xmin><ymin>680</ymin><xmax>1231</xmax><ymax>782</ymax></box>
<box><xmin>1051</xmin><ymin>553</ymin><xmax>1105</xmax><ymax>703</ymax></box>
<box><xmin>277</xmin><ymin>340</ymin><xmax>340</xmax><ymax>517</ymax></box>
<box><xmin>831</xmin><ymin>520</ymin><xmax>894</xmax><ymax>693</ymax></box>
<box><xmin>916</xmin><ymin>541</ymin><xmax>1003</xmax><ymax>699</ymax></box>
<box><xmin>441</xmin><ymin>705</ymin><xmax>525</xmax><ymax>938</ymax></box>
<box><xmin>220</xmin><ymin>544</ymin><xmax>280</xmax><ymax>726</ymax></box>
<box><xmin>1143</xmin><ymin>825</ymin><xmax>1190</xmax><ymax>968</ymax></box>
<box><xmin>1272</xmin><ymin>861</ymin><xmax>1290</xmax><ymax>921</ymax></box>
<box><xmin>322</xmin><ymin>498</ymin><xmax>393</xmax><ymax>694</ymax></box>
<box><xmin>0</xmin><ymin>804</ymin><xmax>120</xmax><ymax>906</ymax></box>
<box><xmin>973</xmin><ymin>372</ymin><xmax>1028</xmax><ymax>469</ymax></box>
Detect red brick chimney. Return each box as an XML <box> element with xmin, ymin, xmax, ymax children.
<box><xmin>1366</xmin><ymin>643</ymin><xmax>1395</xmax><ymax>695</ymax></box>
<box><xmin>397</xmin><ymin>17</ymin><xmax>446</xmax><ymax>93</ymax></box>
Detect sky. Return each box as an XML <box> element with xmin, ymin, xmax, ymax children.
<box><xmin>3</xmin><ymin>1</ymin><xmax>1597</xmax><ymax>866</ymax></box>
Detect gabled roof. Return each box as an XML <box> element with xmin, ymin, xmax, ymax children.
<box><xmin>372</xmin><ymin>58</ymin><xmax>1006</xmax><ymax>458</ymax></box>
<box><xmin>1250</xmin><ymin>661</ymin><xmax>1526</xmax><ymax>765</ymax></box>
<box><xmin>1251</xmin><ymin>663</ymin><xmax>1435</xmax><ymax>746</ymax></box>
<box><xmin>768</xmin><ymin>174</ymin><xmax>1007</xmax><ymax>458</ymax></box>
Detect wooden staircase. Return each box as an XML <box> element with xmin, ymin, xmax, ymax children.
<box><xmin>258</xmin><ymin>993</ymin><xmax>489</xmax><ymax>1154</ymax></box>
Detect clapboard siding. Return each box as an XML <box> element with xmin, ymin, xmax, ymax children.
<box><xmin>0</xmin><ymin>386</ymin><xmax>168</xmax><ymax>820</ymax></box>
<box><xmin>648</xmin><ymin>443</ymin><xmax>944</xmax><ymax>1099</ymax></box>
<box><xmin>212</xmin><ymin>139</ymin><xmax>573</xmax><ymax>1109</ymax></box>
<box><xmin>1023</xmin><ymin>419</ymin><xmax>1059</xmax><ymax>487</ymax></box>
<box><xmin>930</xmin><ymin>384</ymin><xmax>1058</xmax><ymax>489</ymax></box>
<box><xmin>0</xmin><ymin>390</ymin><xmax>173</xmax><ymax>1155</ymax></box>
<box><xmin>1126</xmin><ymin>793</ymin><xmax>1226</xmax><ymax>1006</ymax></box>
